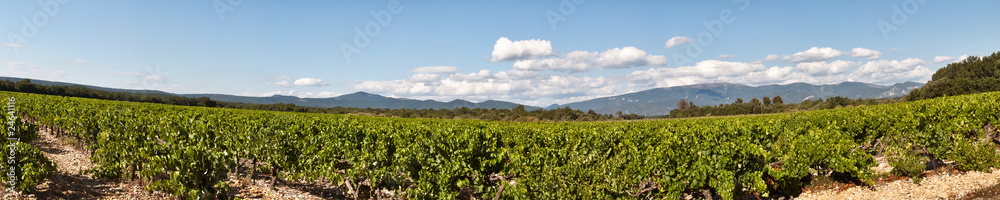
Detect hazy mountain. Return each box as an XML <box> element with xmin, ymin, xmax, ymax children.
<box><xmin>559</xmin><ymin>81</ymin><xmax>924</xmax><ymax>116</ymax></box>
<box><xmin>0</xmin><ymin>77</ymin><xmax>541</xmax><ymax>111</ymax></box>
<box><xmin>1</xmin><ymin>76</ymin><xmax>923</xmax><ymax>116</ymax></box>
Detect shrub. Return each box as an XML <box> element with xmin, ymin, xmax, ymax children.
<box><xmin>949</xmin><ymin>136</ymin><xmax>1000</xmax><ymax>172</ymax></box>
<box><xmin>887</xmin><ymin>152</ymin><xmax>925</xmax><ymax>183</ymax></box>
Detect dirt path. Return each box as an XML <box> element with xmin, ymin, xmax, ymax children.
<box><xmin>0</xmin><ymin>128</ymin><xmax>334</xmax><ymax>200</ymax></box>
<box><xmin>798</xmin><ymin>168</ymin><xmax>1000</xmax><ymax>200</ymax></box>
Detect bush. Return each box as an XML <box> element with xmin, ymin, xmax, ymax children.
<box><xmin>949</xmin><ymin>136</ymin><xmax>1000</xmax><ymax>172</ymax></box>
<box><xmin>0</xmin><ymin>102</ymin><xmax>55</xmax><ymax>192</ymax></box>
<box><xmin>0</xmin><ymin>142</ymin><xmax>58</xmax><ymax>192</ymax></box>
<box><xmin>887</xmin><ymin>152</ymin><xmax>925</xmax><ymax>183</ymax></box>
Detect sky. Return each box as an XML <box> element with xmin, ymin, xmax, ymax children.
<box><xmin>2</xmin><ymin>0</ymin><xmax>999</xmax><ymax>107</ymax></box>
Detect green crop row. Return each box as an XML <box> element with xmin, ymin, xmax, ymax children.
<box><xmin>3</xmin><ymin>90</ymin><xmax>999</xmax><ymax>199</ymax></box>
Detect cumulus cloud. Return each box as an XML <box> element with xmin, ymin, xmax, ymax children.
<box><xmin>412</xmin><ymin>66</ymin><xmax>459</xmax><ymax>74</ymax></box>
<box><xmin>247</xmin><ymin>90</ymin><xmax>341</xmax><ymax>98</ymax></box>
<box><xmin>782</xmin><ymin>47</ymin><xmax>844</xmax><ymax>63</ymax></box>
<box><xmin>664</xmin><ymin>36</ymin><xmax>694</xmax><ymax>48</ymax></box>
<box><xmin>717</xmin><ymin>54</ymin><xmax>734</xmax><ymax>59</ymax></box>
<box><xmin>849</xmin><ymin>58</ymin><xmax>933</xmax><ymax>84</ymax></box>
<box><xmin>795</xmin><ymin>60</ymin><xmax>860</xmax><ymax>76</ymax></box>
<box><xmin>268</xmin><ymin>76</ymin><xmax>293</xmax><ymax>87</ymax></box>
<box><xmin>933</xmin><ymin>56</ymin><xmax>955</xmax><ymax>63</ymax></box>
<box><xmin>293</xmin><ymin>78</ymin><xmax>329</xmax><ymax>87</ymax></box>
<box><xmin>848</xmin><ymin>48</ymin><xmax>882</xmax><ymax>59</ymax></box>
<box><xmin>952</xmin><ymin>54</ymin><xmax>970</xmax><ymax>63</ymax></box>
<box><xmin>267</xmin><ymin>76</ymin><xmax>329</xmax><ymax>87</ymax></box>
<box><xmin>512</xmin><ymin>47</ymin><xmax>666</xmax><ymax>72</ymax></box>
<box><xmin>626</xmin><ymin>60</ymin><xmax>767</xmax><ymax>87</ymax></box>
<box><xmin>490</xmin><ymin>37</ymin><xmax>555</xmax><ymax>62</ymax></box>
<box><xmin>407</xmin><ymin>73</ymin><xmax>440</xmax><ymax>82</ymax></box>
<box><xmin>353</xmin><ymin>69</ymin><xmax>622</xmax><ymax>104</ymax></box>
<box><xmin>763</xmin><ymin>54</ymin><xmax>780</xmax><ymax>61</ymax></box>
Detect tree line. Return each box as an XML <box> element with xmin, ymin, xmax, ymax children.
<box><xmin>663</xmin><ymin>95</ymin><xmax>903</xmax><ymax>118</ymax></box>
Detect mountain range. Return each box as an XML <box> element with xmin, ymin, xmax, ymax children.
<box><xmin>0</xmin><ymin>76</ymin><xmax>922</xmax><ymax>116</ymax></box>
<box><xmin>557</xmin><ymin>81</ymin><xmax>924</xmax><ymax>115</ymax></box>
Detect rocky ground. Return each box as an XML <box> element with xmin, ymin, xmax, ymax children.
<box><xmin>798</xmin><ymin>156</ymin><xmax>1000</xmax><ymax>200</ymax></box>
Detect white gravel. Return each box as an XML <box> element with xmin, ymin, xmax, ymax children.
<box><xmin>798</xmin><ymin>168</ymin><xmax>1000</xmax><ymax>200</ymax></box>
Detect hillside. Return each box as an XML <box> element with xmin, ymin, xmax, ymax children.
<box><xmin>907</xmin><ymin>51</ymin><xmax>1000</xmax><ymax>100</ymax></box>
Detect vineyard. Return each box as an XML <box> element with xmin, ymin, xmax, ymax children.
<box><xmin>1</xmin><ymin>90</ymin><xmax>1000</xmax><ymax>199</ymax></box>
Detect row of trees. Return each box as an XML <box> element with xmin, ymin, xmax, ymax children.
<box><xmin>665</xmin><ymin>96</ymin><xmax>901</xmax><ymax>118</ymax></box>
<box><xmin>0</xmin><ymin>79</ymin><xmax>620</xmax><ymax>122</ymax></box>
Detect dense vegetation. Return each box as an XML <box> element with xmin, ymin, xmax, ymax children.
<box><xmin>664</xmin><ymin>96</ymin><xmax>902</xmax><ymax>118</ymax></box>
<box><xmin>0</xmin><ymin>79</ymin><xmax>619</xmax><ymax>122</ymax></box>
<box><xmin>907</xmin><ymin>51</ymin><xmax>1000</xmax><ymax>101</ymax></box>
<box><xmin>4</xmin><ymin>90</ymin><xmax>998</xmax><ymax>199</ymax></box>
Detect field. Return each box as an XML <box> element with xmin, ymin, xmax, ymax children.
<box><xmin>2</xmin><ymin>90</ymin><xmax>1000</xmax><ymax>199</ymax></box>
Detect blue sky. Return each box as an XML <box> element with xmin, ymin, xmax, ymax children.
<box><xmin>2</xmin><ymin>0</ymin><xmax>999</xmax><ymax>106</ymax></box>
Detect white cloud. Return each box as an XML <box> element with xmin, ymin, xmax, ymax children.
<box><xmin>848</xmin><ymin>48</ymin><xmax>882</xmax><ymax>59</ymax></box>
<box><xmin>717</xmin><ymin>54</ymin><xmax>734</xmax><ymax>59</ymax></box>
<box><xmin>490</xmin><ymin>37</ymin><xmax>555</xmax><ymax>62</ymax></box>
<box><xmin>7</xmin><ymin>62</ymin><xmax>65</xmax><ymax>79</ymax></box>
<box><xmin>953</xmin><ymin>54</ymin><xmax>969</xmax><ymax>63</ymax></box>
<box><xmin>664</xmin><ymin>36</ymin><xmax>694</xmax><ymax>48</ymax></box>
<box><xmin>411</xmin><ymin>66</ymin><xmax>459</xmax><ymax>74</ymax></box>
<box><xmin>315</xmin><ymin>91</ymin><xmax>341</xmax><ymax>98</ymax></box>
<box><xmin>3</xmin><ymin>43</ymin><xmax>26</xmax><ymax>48</ymax></box>
<box><xmin>763</xmin><ymin>54</ymin><xmax>780</xmax><ymax>61</ymax></box>
<box><xmin>891</xmin><ymin>48</ymin><xmax>906</xmax><ymax>52</ymax></box>
<box><xmin>782</xmin><ymin>47</ymin><xmax>844</xmax><ymax>63</ymax></box>
<box><xmin>245</xmin><ymin>90</ymin><xmax>341</xmax><ymax>98</ymax></box>
<box><xmin>407</xmin><ymin>73</ymin><xmax>440</xmax><ymax>82</ymax></box>
<box><xmin>795</xmin><ymin>60</ymin><xmax>860</xmax><ymax>76</ymax></box>
<box><xmin>849</xmin><ymin>58</ymin><xmax>932</xmax><ymax>84</ymax></box>
<box><xmin>626</xmin><ymin>60</ymin><xmax>767</xmax><ymax>87</ymax></box>
<box><xmin>267</xmin><ymin>76</ymin><xmax>328</xmax><ymax>87</ymax></box>
<box><xmin>74</xmin><ymin>59</ymin><xmax>87</xmax><ymax>63</ymax></box>
<box><xmin>268</xmin><ymin>76</ymin><xmax>293</xmax><ymax>87</ymax></box>
<box><xmin>353</xmin><ymin>69</ymin><xmax>622</xmax><ymax>105</ymax></box>
<box><xmin>933</xmin><ymin>55</ymin><xmax>954</xmax><ymax>63</ymax></box>
<box><xmin>293</xmin><ymin>78</ymin><xmax>328</xmax><ymax>87</ymax></box>
<box><xmin>512</xmin><ymin>47</ymin><xmax>666</xmax><ymax>72</ymax></box>
<box><xmin>8</xmin><ymin>62</ymin><xmax>36</xmax><ymax>70</ymax></box>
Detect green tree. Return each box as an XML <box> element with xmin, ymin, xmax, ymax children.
<box><xmin>763</xmin><ymin>96</ymin><xmax>772</xmax><ymax>105</ymax></box>
<box><xmin>736</xmin><ymin>98</ymin><xmax>744</xmax><ymax>103</ymax></box>
<box><xmin>773</xmin><ymin>95</ymin><xmax>784</xmax><ymax>105</ymax></box>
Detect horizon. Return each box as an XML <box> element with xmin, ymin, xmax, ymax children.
<box><xmin>2</xmin><ymin>1</ymin><xmax>999</xmax><ymax>107</ymax></box>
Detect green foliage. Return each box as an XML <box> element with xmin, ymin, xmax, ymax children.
<box><xmin>4</xmin><ymin>89</ymin><xmax>1000</xmax><ymax>200</ymax></box>
<box><xmin>0</xmin><ymin>142</ymin><xmax>57</xmax><ymax>192</ymax></box>
<box><xmin>907</xmin><ymin>51</ymin><xmax>1000</xmax><ymax>101</ymax></box>
<box><xmin>886</xmin><ymin>147</ymin><xmax>925</xmax><ymax>183</ymax></box>
<box><xmin>949</xmin><ymin>136</ymin><xmax>1000</xmax><ymax>172</ymax></box>
<box><xmin>0</xmin><ymin>98</ymin><xmax>55</xmax><ymax>192</ymax></box>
